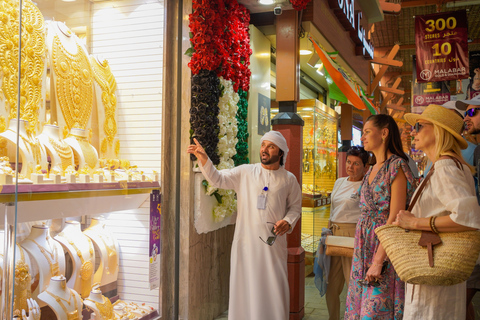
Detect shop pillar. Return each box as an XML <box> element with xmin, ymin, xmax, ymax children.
<box><xmin>275</xmin><ymin>9</ymin><xmax>305</xmax><ymax>320</ymax></box>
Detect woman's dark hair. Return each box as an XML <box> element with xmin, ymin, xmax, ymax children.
<box><xmin>365</xmin><ymin>114</ymin><xmax>408</xmax><ymax>164</ymax></box>
<box><xmin>347</xmin><ymin>146</ymin><xmax>369</xmax><ymax>166</ymax></box>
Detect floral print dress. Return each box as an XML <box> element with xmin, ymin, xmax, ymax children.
<box><xmin>344</xmin><ymin>155</ymin><xmax>416</xmax><ymax>320</ymax></box>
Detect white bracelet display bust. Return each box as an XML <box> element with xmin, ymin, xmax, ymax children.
<box><xmin>55</xmin><ymin>221</ymin><xmax>95</xmax><ymax>298</ymax></box>
<box><xmin>37</xmin><ymin>275</ymin><xmax>82</xmax><ymax>320</ymax></box>
<box><xmin>20</xmin><ymin>225</ymin><xmax>65</xmax><ymax>303</ymax></box>
<box><xmin>84</xmin><ymin>287</ymin><xmax>114</xmax><ymax>320</ymax></box>
<box><xmin>37</xmin><ymin>124</ymin><xmax>74</xmax><ymax>173</ymax></box>
<box><xmin>83</xmin><ymin>217</ymin><xmax>119</xmax><ymax>286</ymax></box>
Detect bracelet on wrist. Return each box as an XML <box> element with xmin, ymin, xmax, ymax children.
<box><xmin>429</xmin><ymin>216</ymin><xmax>439</xmax><ymax>234</ymax></box>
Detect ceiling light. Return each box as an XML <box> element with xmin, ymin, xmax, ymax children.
<box><xmin>259</xmin><ymin>0</ymin><xmax>275</xmax><ymax>4</ymax></box>
<box><xmin>62</xmin><ymin>0</ymin><xmax>76</xmax><ymax>2</ymax></box>
<box><xmin>314</xmin><ymin>62</ymin><xmax>323</xmax><ymax>68</ymax></box>
<box><xmin>316</xmin><ymin>68</ymin><xmax>324</xmax><ymax>76</ymax></box>
<box><xmin>300</xmin><ymin>49</ymin><xmax>312</xmax><ymax>55</ymax></box>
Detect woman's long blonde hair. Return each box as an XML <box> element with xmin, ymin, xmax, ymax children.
<box><xmin>433</xmin><ymin>124</ymin><xmax>475</xmax><ymax>173</ymax></box>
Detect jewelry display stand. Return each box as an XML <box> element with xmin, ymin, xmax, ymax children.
<box><xmin>90</xmin><ymin>54</ymin><xmax>120</xmax><ymax>160</ymax></box>
<box><xmin>37</xmin><ymin>124</ymin><xmax>74</xmax><ymax>173</ymax></box>
<box><xmin>64</xmin><ymin>128</ymin><xmax>99</xmax><ymax>171</ymax></box>
<box><xmin>83</xmin><ymin>217</ymin><xmax>119</xmax><ymax>288</ymax></box>
<box><xmin>12</xmin><ymin>244</ymin><xmax>33</xmax><ymax>315</ymax></box>
<box><xmin>37</xmin><ymin>275</ymin><xmax>82</xmax><ymax>320</ymax></box>
<box><xmin>54</xmin><ymin>221</ymin><xmax>95</xmax><ymax>298</ymax></box>
<box><xmin>0</xmin><ymin>119</ymin><xmax>48</xmax><ymax>180</ymax></box>
<box><xmin>84</xmin><ymin>287</ymin><xmax>114</xmax><ymax>320</ymax></box>
<box><xmin>20</xmin><ymin>225</ymin><xmax>66</xmax><ymax>305</ymax></box>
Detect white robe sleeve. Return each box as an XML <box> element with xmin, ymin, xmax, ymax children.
<box><xmin>198</xmin><ymin>158</ymin><xmax>240</xmax><ymax>192</ymax></box>
<box><xmin>432</xmin><ymin>163</ymin><xmax>480</xmax><ymax>229</ymax></box>
<box><xmin>282</xmin><ymin>175</ymin><xmax>302</xmax><ymax>233</ymax></box>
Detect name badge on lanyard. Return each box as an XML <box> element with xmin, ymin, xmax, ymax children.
<box><xmin>257</xmin><ymin>186</ymin><xmax>268</xmax><ymax>210</ymax></box>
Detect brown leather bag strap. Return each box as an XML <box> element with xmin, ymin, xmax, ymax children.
<box><xmin>407</xmin><ymin>165</ymin><xmax>435</xmax><ymax>212</ymax></box>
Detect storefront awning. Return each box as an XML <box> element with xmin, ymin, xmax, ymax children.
<box><xmin>309</xmin><ymin>36</ymin><xmax>378</xmax><ymax>115</ymax></box>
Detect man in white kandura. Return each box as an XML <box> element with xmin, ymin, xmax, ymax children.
<box><xmin>187</xmin><ymin>130</ymin><xmax>302</xmax><ymax>320</ymax></box>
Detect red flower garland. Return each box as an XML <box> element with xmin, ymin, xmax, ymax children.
<box><xmin>188</xmin><ymin>0</ymin><xmax>252</xmax><ymax>92</ymax></box>
<box><xmin>290</xmin><ymin>0</ymin><xmax>311</xmax><ymax>11</ymax></box>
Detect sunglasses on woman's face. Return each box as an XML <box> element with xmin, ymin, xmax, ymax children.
<box><xmin>464</xmin><ymin>107</ymin><xmax>480</xmax><ymax>118</ymax></box>
<box><xmin>413</xmin><ymin>122</ymin><xmax>429</xmax><ymax>132</ymax></box>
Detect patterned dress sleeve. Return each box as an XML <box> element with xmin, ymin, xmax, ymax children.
<box><xmin>388</xmin><ymin>156</ymin><xmax>416</xmax><ymax>203</ymax></box>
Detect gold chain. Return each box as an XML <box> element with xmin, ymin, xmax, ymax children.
<box><xmin>52</xmin><ymin>35</ymin><xmax>93</xmax><ymax>131</ymax></box>
<box><xmin>14</xmin><ymin>245</ymin><xmax>31</xmax><ymax>314</ymax></box>
<box><xmin>87</xmin><ymin>231</ymin><xmax>117</xmax><ymax>275</ymax></box>
<box><xmin>58</xmin><ymin>232</ymin><xmax>94</xmax><ymax>298</ymax></box>
<box><xmin>85</xmin><ymin>296</ymin><xmax>114</xmax><ymax>320</ymax></box>
<box><xmin>28</xmin><ymin>238</ymin><xmax>60</xmax><ymax>277</ymax></box>
<box><xmin>0</xmin><ymin>0</ymin><xmax>45</xmax><ymax>135</ymax></box>
<box><xmin>46</xmin><ymin>290</ymin><xmax>80</xmax><ymax>320</ymax></box>
<box><xmin>76</xmin><ymin>137</ymin><xmax>98</xmax><ymax>169</ymax></box>
<box><xmin>90</xmin><ymin>57</ymin><xmax>117</xmax><ymax>157</ymax></box>
<box><xmin>48</xmin><ymin>137</ymin><xmax>73</xmax><ymax>171</ymax></box>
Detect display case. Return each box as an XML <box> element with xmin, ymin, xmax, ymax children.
<box><xmin>0</xmin><ymin>0</ymin><xmax>164</xmax><ymax>319</ymax></box>
<box><xmin>296</xmin><ymin>99</ymin><xmax>338</xmax><ymax>261</ymax></box>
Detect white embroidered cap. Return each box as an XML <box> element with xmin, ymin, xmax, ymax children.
<box><xmin>260</xmin><ymin>131</ymin><xmax>289</xmax><ymax>166</ymax></box>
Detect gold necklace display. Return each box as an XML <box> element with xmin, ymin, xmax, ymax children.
<box><xmin>58</xmin><ymin>232</ymin><xmax>94</xmax><ymax>298</ymax></box>
<box><xmin>0</xmin><ymin>0</ymin><xmax>45</xmax><ymax>135</ymax></box>
<box><xmin>90</xmin><ymin>57</ymin><xmax>117</xmax><ymax>157</ymax></box>
<box><xmin>76</xmin><ymin>137</ymin><xmax>98</xmax><ymax>169</ymax></box>
<box><xmin>13</xmin><ymin>245</ymin><xmax>31</xmax><ymax>314</ymax></box>
<box><xmin>46</xmin><ymin>289</ymin><xmax>80</xmax><ymax>320</ymax></box>
<box><xmin>52</xmin><ymin>34</ymin><xmax>93</xmax><ymax>131</ymax></box>
<box><xmin>28</xmin><ymin>238</ymin><xmax>60</xmax><ymax>277</ymax></box>
<box><xmin>48</xmin><ymin>137</ymin><xmax>73</xmax><ymax>171</ymax></box>
<box><xmin>86</xmin><ymin>296</ymin><xmax>114</xmax><ymax>320</ymax></box>
<box><xmin>87</xmin><ymin>229</ymin><xmax>118</xmax><ymax>275</ymax></box>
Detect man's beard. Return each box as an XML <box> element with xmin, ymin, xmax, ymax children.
<box><xmin>261</xmin><ymin>153</ymin><xmax>281</xmax><ymax>165</ymax></box>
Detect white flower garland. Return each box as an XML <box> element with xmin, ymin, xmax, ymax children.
<box><xmin>209</xmin><ymin>77</ymin><xmax>239</xmax><ymax>222</ymax></box>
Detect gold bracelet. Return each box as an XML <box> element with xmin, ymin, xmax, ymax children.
<box><xmin>430</xmin><ymin>216</ymin><xmax>439</xmax><ymax>234</ymax></box>
<box><xmin>371</xmin><ymin>262</ymin><xmax>383</xmax><ymax>267</ymax></box>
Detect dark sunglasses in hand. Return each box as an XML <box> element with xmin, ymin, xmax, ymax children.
<box><xmin>465</xmin><ymin>107</ymin><xmax>480</xmax><ymax>118</ymax></box>
<box><xmin>357</xmin><ymin>261</ymin><xmax>388</xmax><ymax>287</ymax></box>
<box><xmin>259</xmin><ymin>222</ymin><xmax>277</xmax><ymax>246</ymax></box>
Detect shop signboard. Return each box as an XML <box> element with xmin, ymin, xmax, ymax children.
<box><xmin>415</xmin><ymin>10</ymin><xmax>468</xmax><ymax>83</ymax></box>
<box><xmin>327</xmin><ymin>0</ymin><xmax>374</xmax><ymax>60</ymax></box>
<box><xmin>467</xmin><ymin>51</ymin><xmax>480</xmax><ymax>99</ymax></box>
<box><xmin>412</xmin><ymin>55</ymin><xmax>450</xmax><ymax>107</ymax></box>
<box><xmin>149</xmin><ymin>190</ymin><xmax>161</xmax><ymax>290</ymax></box>
<box><xmin>258</xmin><ymin>93</ymin><xmax>270</xmax><ymax>135</ymax></box>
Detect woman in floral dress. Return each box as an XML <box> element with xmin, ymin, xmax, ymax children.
<box><xmin>344</xmin><ymin>114</ymin><xmax>416</xmax><ymax>319</ymax></box>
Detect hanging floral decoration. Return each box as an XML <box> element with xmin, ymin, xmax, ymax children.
<box><xmin>233</xmin><ymin>89</ymin><xmax>249</xmax><ymax>166</ymax></box>
<box><xmin>187</xmin><ymin>0</ymin><xmax>251</xmax><ymax>222</ymax></box>
<box><xmin>289</xmin><ymin>0</ymin><xmax>311</xmax><ymax>11</ymax></box>
<box><xmin>190</xmin><ymin>70</ymin><xmax>220</xmax><ymax>165</ymax></box>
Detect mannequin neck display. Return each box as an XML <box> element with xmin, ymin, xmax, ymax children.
<box><xmin>38</xmin><ymin>275</ymin><xmax>82</xmax><ymax>320</ymax></box>
<box><xmin>38</xmin><ymin>125</ymin><xmax>74</xmax><ymax>172</ymax></box>
<box><xmin>64</xmin><ymin>128</ymin><xmax>98</xmax><ymax>170</ymax></box>
<box><xmin>84</xmin><ymin>218</ymin><xmax>119</xmax><ymax>286</ymax></box>
<box><xmin>84</xmin><ymin>289</ymin><xmax>114</xmax><ymax>320</ymax></box>
<box><xmin>1</xmin><ymin>119</ymin><xmax>33</xmax><ymax>175</ymax></box>
<box><xmin>55</xmin><ymin>221</ymin><xmax>94</xmax><ymax>298</ymax></box>
<box><xmin>20</xmin><ymin>225</ymin><xmax>65</xmax><ymax>297</ymax></box>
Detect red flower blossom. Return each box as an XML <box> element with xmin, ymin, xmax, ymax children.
<box><xmin>290</xmin><ymin>0</ymin><xmax>311</xmax><ymax>11</ymax></box>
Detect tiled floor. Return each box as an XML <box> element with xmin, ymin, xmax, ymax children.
<box><xmin>214</xmin><ymin>275</ymin><xmax>347</xmax><ymax>320</ymax></box>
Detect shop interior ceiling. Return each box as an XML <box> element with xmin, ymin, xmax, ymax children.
<box><xmin>240</xmin><ymin>0</ymin><xmax>480</xmax><ymax>118</ymax></box>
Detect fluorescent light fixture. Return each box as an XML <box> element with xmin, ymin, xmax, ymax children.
<box><xmin>300</xmin><ymin>49</ymin><xmax>312</xmax><ymax>55</ymax></box>
<box><xmin>315</xmin><ymin>62</ymin><xmax>323</xmax><ymax>68</ymax></box>
<box><xmin>259</xmin><ymin>0</ymin><xmax>275</xmax><ymax>4</ymax></box>
<box><xmin>62</xmin><ymin>0</ymin><xmax>76</xmax><ymax>2</ymax></box>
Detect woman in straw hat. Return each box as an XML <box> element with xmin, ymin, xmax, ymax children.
<box><xmin>344</xmin><ymin>114</ymin><xmax>416</xmax><ymax>320</ymax></box>
<box><xmin>393</xmin><ymin>104</ymin><xmax>480</xmax><ymax>319</ymax></box>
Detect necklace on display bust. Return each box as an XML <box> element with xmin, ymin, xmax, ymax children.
<box><xmin>46</xmin><ymin>290</ymin><xmax>80</xmax><ymax>320</ymax></box>
<box><xmin>85</xmin><ymin>296</ymin><xmax>114</xmax><ymax>320</ymax></box>
<box><xmin>14</xmin><ymin>245</ymin><xmax>31</xmax><ymax>314</ymax></box>
<box><xmin>27</xmin><ymin>238</ymin><xmax>60</xmax><ymax>277</ymax></box>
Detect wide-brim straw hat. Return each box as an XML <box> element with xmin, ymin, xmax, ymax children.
<box><xmin>404</xmin><ymin>104</ymin><xmax>468</xmax><ymax>149</ymax></box>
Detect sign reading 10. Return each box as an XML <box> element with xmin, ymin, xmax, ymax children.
<box><xmin>425</xmin><ymin>16</ymin><xmax>457</xmax><ymax>57</ymax></box>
